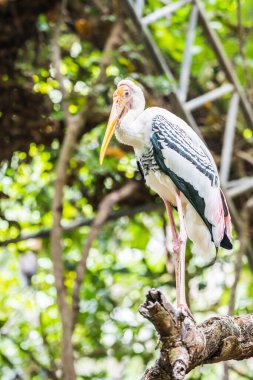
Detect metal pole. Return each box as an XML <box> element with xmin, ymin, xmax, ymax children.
<box><xmin>185</xmin><ymin>83</ymin><xmax>234</xmax><ymax>111</ymax></box>
<box><xmin>141</xmin><ymin>0</ymin><xmax>191</xmax><ymax>25</ymax></box>
<box><xmin>220</xmin><ymin>92</ymin><xmax>239</xmax><ymax>185</ymax></box>
<box><xmin>195</xmin><ymin>0</ymin><xmax>253</xmax><ymax>128</ymax></box>
<box><xmin>121</xmin><ymin>0</ymin><xmax>201</xmax><ymax>136</ymax></box>
<box><xmin>227</xmin><ymin>178</ymin><xmax>253</xmax><ymax>198</ymax></box>
<box><xmin>134</xmin><ymin>0</ymin><xmax>144</xmax><ymax>17</ymax></box>
<box><xmin>179</xmin><ymin>5</ymin><xmax>198</xmax><ymax>102</ymax></box>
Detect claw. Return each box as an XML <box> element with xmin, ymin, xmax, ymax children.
<box><xmin>177</xmin><ymin>303</ymin><xmax>195</xmax><ymax>322</ymax></box>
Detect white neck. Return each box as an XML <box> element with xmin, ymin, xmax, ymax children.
<box><xmin>115</xmin><ymin>105</ymin><xmax>145</xmax><ymax>149</ymax></box>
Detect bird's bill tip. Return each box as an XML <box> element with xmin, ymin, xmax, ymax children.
<box><xmin>100</xmin><ymin>98</ymin><xmax>128</xmax><ymax>164</ymax></box>
<box><xmin>99</xmin><ymin>105</ymin><xmax>119</xmax><ymax>165</ymax></box>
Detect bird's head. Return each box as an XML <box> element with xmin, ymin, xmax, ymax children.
<box><xmin>100</xmin><ymin>79</ymin><xmax>145</xmax><ymax>164</ymax></box>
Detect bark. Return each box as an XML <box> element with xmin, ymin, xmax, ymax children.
<box><xmin>139</xmin><ymin>289</ymin><xmax>253</xmax><ymax>380</ymax></box>
<box><xmin>49</xmin><ymin>9</ymin><xmax>125</xmax><ymax>377</ymax></box>
<box><xmin>50</xmin><ymin>2</ymin><xmax>78</xmax><ymax>378</ymax></box>
<box><xmin>50</xmin><ymin>121</ymin><xmax>79</xmax><ymax>380</ymax></box>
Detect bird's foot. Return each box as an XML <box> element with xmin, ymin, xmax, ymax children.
<box><xmin>177</xmin><ymin>303</ymin><xmax>195</xmax><ymax>322</ymax></box>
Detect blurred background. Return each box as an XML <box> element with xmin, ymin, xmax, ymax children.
<box><xmin>0</xmin><ymin>0</ymin><xmax>253</xmax><ymax>379</ymax></box>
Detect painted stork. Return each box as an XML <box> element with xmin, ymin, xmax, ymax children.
<box><xmin>100</xmin><ymin>79</ymin><xmax>233</xmax><ymax>315</ymax></box>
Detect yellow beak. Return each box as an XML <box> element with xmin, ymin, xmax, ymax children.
<box><xmin>99</xmin><ymin>99</ymin><xmax>126</xmax><ymax>165</ymax></box>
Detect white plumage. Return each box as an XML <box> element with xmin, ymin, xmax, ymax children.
<box><xmin>100</xmin><ymin>78</ymin><xmax>232</xmax><ymax>314</ymax></box>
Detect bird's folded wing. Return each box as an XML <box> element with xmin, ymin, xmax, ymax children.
<box><xmin>136</xmin><ymin>160</ymin><xmax>145</xmax><ymax>180</ymax></box>
<box><xmin>150</xmin><ymin>114</ymin><xmax>220</xmax><ymax>240</ymax></box>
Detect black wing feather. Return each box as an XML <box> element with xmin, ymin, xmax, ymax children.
<box><xmin>152</xmin><ymin>115</ymin><xmax>218</xmax><ymax>187</ymax></box>
<box><xmin>151</xmin><ymin>132</ymin><xmax>214</xmax><ymax>241</ymax></box>
<box><xmin>136</xmin><ymin>160</ymin><xmax>145</xmax><ymax>180</ymax></box>
<box><xmin>150</xmin><ymin>115</ymin><xmax>232</xmax><ymax>249</ymax></box>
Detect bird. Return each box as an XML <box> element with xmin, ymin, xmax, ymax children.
<box><xmin>100</xmin><ymin>79</ymin><xmax>232</xmax><ymax>316</ymax></box>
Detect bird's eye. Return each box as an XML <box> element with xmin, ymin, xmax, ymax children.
<box><xmin>124</xmin><ymin>91</ymin><xmax>130</xmax><ymax>97</ymax></box>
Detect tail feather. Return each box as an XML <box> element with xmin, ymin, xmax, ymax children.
<box><xmin>220</xmin><ymin>189</ymin><xmax>232</xmax><ymax>246</ymax></box>
<box><xmin>220</xmin><ymin>232</ymin><xmax>233</xmax><ymax>250</ymax></box>
<box><xmin>206</xmin><ymin>188</ymin><xmax>233</xmax><ymax>249</ymax></box>
<box><xmin>208</xmin><ymin>188</ymin><xmax>225</xmax><ymax>246</ymax></box>
<box><xmin>185</xmin><ymin>203</ymin><xmax>215</xmax><ymax>259</ymax></box>
<box><xmin>185</xmin><ymin>188</ymin><xmax>233</xmax><ymax>255</ymax></box>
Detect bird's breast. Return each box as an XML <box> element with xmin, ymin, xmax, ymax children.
<box><xmin>145</xmin><ymin>170</ymin><xmax>178</xmax><ymax>206</ymax></box>
<box><xmin>137</xmin><ymin>144</ymin><xmax>178</xmax><ymax>206</ymax></box>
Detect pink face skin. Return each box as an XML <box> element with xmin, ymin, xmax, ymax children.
<box><xmin>112</xmin><ymin>84</ymin><xmax>133</xmax><ymax>119</ymax></box>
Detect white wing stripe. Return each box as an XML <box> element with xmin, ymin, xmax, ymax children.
<box><xmin>152</xmin><ymin>115</ymin><xmax>218</xmax><ymax>187</ymax></box>
<box><xmin>154</xmin><ymin>116</ymin><xmax>213</xmax><ymax>169</ymax></box>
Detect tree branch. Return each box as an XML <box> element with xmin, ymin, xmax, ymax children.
<box><xmin>72</xmin><ymin>181</ymin><xmax>138</xmax><ymax>327</ymax></box>
<box><xmin>50</xmin><ymin>10</ymin><xmax>126</xmax><ymax>377</ymax></box>
<box><xmin>1</xmin><ymin>334</ymin><xmax>58</xmax><ymax>379</ymax></box>
<box><xmin>51</xmin><ymin>0</ymin><xmax>69</xmax><ymax>119</ymax></box>
<box><xmin>0</xmin><ymin>203</ymin><xmax>162</xmax><ymax>247</ymax></box>
<box><xmin>139</xmin><ymin>289</ymin><xmax>253</xmax><ymax>380</ymax></box>
<box><xmin>50</xmin><ymin>1</ymin><xmax>78</xmax><ymax>378</ymax></box>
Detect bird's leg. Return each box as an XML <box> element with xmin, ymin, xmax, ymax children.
<box><xmin>164</xmin><ymin>199</ymin><xmax>178</xmax><ymax>243</ymax></box>
<box><xmin>163</xmin><ymin>199</ymin><xmax>180</xmax><ymax>304</ymax></box>
<box><xmin>175</xmin><ymin>192</ymin><xmax>187</xmax><ymax>307</ymax></box>
<box><xmin>164</xmin><ymin>196</ymin><xmax>193</xmax><ymax>319</ymax></box>
<box><xmin>175</xmin><ymin>192</ymin><xmax>193</xmax><ymax>319</ymax></box>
